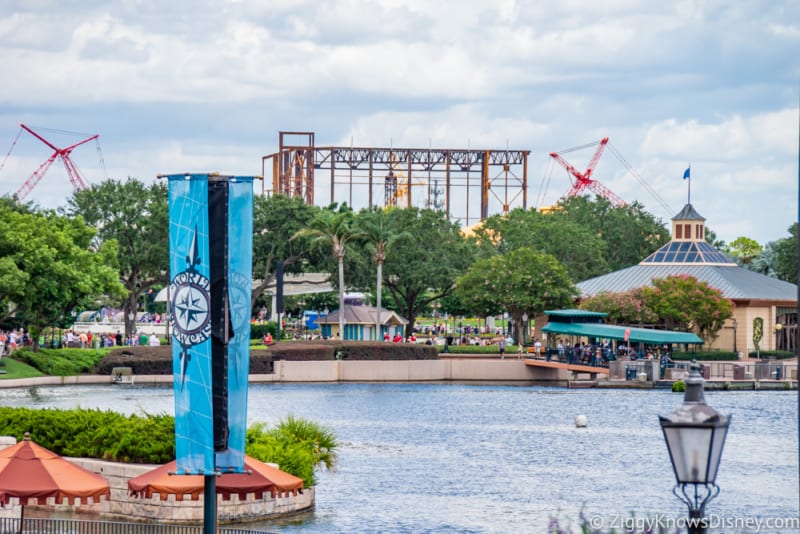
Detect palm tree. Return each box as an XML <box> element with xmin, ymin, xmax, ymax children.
<box><xmin>359</xmin><ymin>208</ymin><xmax>409</xmax><ymax>340</ymax></box>
<box><xmin>292</xmin><ymin>209</ymin><xmax>361</xmax><ymax>339</ymax></box>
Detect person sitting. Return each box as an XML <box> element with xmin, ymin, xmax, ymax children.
<box><xmin>263</xmin><ymin>332</ymin><xmax>273</xmax><ymax>345</ymax></box>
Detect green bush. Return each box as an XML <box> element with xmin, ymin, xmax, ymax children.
<box><xmin>0</xmin><ymin>407</ymin><xmax>335</xmax><ymax>486</ymax></box>
<box><xmin>747</xmin><ymin>350</ymin><xmax>795</xmax><ymax>360</ymax></box>
<box><xmin>250</xmin><ymin>322</ymin><xmax>279</xmax><ymax>340</ymax></box>
<box><xmin>12</xmin><ymin>347</ymin><xmax>110</xmax><ymax>375</ymax></box>
<box><xmin>672</xmin><ymin>380</ymin><xmax>686</xmax><ymax>392</ymax></box>
<box><xmin>93</xmin><ymin>346</ymin><xmax>276</xmax><ymax>375</ymax></box>
<box><xmin>672</xmin><ymin>351</ymin><xmax>738</xmax><ymax>361</ymax></box>
<box><xmin>0</xmin><ymin>407</ymin><xmax>174</xmax><ymax>463</ymax></box>
<box><xmin>443</xmin><ymin>344</ymin><xmax>516</xmax><ymax>354</ymax></box>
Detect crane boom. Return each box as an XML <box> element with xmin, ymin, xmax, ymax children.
<box><xmin>549</xmin><ymin>137</ymin><xmax>625</xmax><ymax>206</ymax></box>
<box><xmin>13</xmin><ymin>123</ymin><xmax>99</xmax><ymax>200</ymax></box>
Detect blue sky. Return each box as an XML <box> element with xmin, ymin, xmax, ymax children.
<box><xmin>0</xmin><ymin>0</ymin><xmax>797</xmax><ymax>245</ymax></box>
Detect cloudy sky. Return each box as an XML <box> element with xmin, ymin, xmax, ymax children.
<box><xmin>0</xmin><ymin>0</ymin><xmax>797</xmax><ymax>245</ymax></box>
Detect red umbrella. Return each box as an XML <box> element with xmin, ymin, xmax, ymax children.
<box><xmin>128</xmin><ymin>455</ymin><xmax>303</xmax><ymax>501</ymax></box>
<box><xmin>0</xmin><ymin>432</ymin><xmax>110</xmax><ymax>533</ymax></box>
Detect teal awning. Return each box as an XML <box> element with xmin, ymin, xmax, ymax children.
<box><xmin>540</xmin><ymin>322</ymin><xmax>703</xmax><ymax>345</ymax></box>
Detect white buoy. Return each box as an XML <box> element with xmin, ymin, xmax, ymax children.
<box><xmin>575</xmin><ymin>415</ymin><xmax>588</xmax><ymax>428</ymax></box>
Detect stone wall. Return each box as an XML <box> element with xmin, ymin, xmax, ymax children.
<box><xmin>0</xmin><ymin>454</ymin><xmax>313</xmax><ymax>525</ymax></box>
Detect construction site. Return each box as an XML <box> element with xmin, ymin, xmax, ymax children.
<box><xmin>2</xmin><ymin>125</ymin><xmax>673</xmax><ymax>225</ymax></box>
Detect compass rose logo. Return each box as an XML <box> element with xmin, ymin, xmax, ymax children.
<box><xmin>169</xmin><ymin>227</ymin><xmax>211</xmax><ymax>386</ymax></box>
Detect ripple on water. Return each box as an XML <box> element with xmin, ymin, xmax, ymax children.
<box><xmin>1</xmin><ymin>382</ymin><xmax>796</xmax><ymax>532</ymax></box>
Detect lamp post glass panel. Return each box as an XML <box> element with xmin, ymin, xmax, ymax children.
<box><xmin>659</xmin><ymin>362</ymin><xmax>730</xmax><ymax>532</ymax></box>
<box><xmin>522</xmin><ymin>314</ymin><xmax>528</xmax><ymax>346</ymax></box>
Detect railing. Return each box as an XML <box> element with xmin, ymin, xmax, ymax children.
<box><xmin>0</xmin><ymin>517</ymin><xmax>274</xmax><ymax>534</ymax></box>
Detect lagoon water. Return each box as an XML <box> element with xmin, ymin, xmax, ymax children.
<box><xmin>2</xmin><ymin>383</ymin><xmax>798</xmax><ymax>533</ymax></box>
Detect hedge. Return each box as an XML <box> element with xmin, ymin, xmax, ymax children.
<box><xmin>94</xmin><ymin>346</ymin><xmax>276</xmax><ymax>375</ymax></box>
<box><xmin>672</xmin><ymin>351</ymin><xmax>739</xmax><ymax>361</ymax></box>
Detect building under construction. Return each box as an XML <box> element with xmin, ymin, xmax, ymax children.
<box><xmin>261</xmin><ymin>132</ymin><xmax>531</xmax><ymax>226</ymax></box>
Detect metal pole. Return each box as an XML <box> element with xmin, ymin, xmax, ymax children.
<box><xmin>203</xmin><ymin>474</ymin><xmax>216</xmax><ymax>534</ymax></box>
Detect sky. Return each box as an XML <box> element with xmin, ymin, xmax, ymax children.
<box><xmin>0</xmin><ymin>0</ymin><xmax>798</xmax><ymax>246</ymax></box>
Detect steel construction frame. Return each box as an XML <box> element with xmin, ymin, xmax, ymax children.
<box><xmin>262</xmin><ymin>131</ymin><xmax>531</xmax><ymax>226</ymax></box>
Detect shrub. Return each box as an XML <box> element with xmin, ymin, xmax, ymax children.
<box><xmin>12</xmin><ymin>348</ymin><xmax>110</xmax><ymax>375</ymax></box>
<box><xmin>0</xmin><ymin>407</ymin><xmax>334</xmax><ymax>486</ymax></box>
<box><xmin>672</xmin><ymin>380</ymin><xmax>686</xmax><ymax>392</ymax></box>
<box><xmin>672</xmin><ymin>351</ymin><xmax>738</xmax><ymax>361</ymax></box>
<box><xmin>747</xmin><ymin>350</ymin><xmax>795</xmax><ymax>360</ymax></box>
<box><xmin>250</xmin><ymin>321</ymin><xmax>279</xmax><ymax>340</ymax></box>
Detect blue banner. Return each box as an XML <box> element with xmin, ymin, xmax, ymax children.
<box><xmin>215</xmin><ymin>176</ymin><xmax>253</xmax><ymax>472</ymax></box>
<box><xmin>167</xmin><ymin>174</ymin><xmax>214</xmax><ymax>474</ymax></box>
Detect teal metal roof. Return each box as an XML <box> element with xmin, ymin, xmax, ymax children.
<box><xmin>544</xmin><ymin>309</ymin><xmax>607</xmax><ymax>318</ymax></box>
<box><xmin>541</xmin><ymin>322</ymin><xmax>703</xmax><ymax>345</ymax></box>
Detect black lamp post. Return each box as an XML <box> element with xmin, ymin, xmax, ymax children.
<box><xmin>659</xmin><ymin>361</ymin><xmax>731</xmax><ymax>534</ymax></box>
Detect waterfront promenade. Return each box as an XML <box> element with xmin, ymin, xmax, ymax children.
<box><xmin>1</xmin><ymin>354</ymin><xmax>796</xmax><ymax>391</ymax></box>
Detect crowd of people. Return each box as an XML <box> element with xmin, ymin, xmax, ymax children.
<box><xmin>0</xmin><ymin>328</ymin><xmax>162</xmax><ymax>353</ymax></box>
<box><xmin>0</xmin><ymin>329</ymin><xmax>28</xmax><ymax>355</ymax></box>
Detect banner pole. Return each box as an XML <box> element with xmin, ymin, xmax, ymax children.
<box><xmin>204</xmin><ymin>474</ymin><xmax>216</xmax><ymax>534</ymax></box>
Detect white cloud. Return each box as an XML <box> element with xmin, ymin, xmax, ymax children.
<box><xmin>0</xmin><ymin>0</ymin><xmax>797</xmax><ymax>246</ymax></box>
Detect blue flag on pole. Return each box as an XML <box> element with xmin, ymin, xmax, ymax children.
<box><xmin>168</xmin><ymin>174</ymin><xmax>214</xmax><ymax>475</ymax></box>
<box><xmin>683</xmin><ymin>167</ymin><xmax>691</xmax><ymax>180</ymax></box>
<box><xmin>167</xmin><ymin>173</ymin><xmax>254</xmax><ymax>475</ymax></box>
<box><xmin>215</xmin><ymin>176</ymin><xmax>253</xmax><ymax>472</ymax></box>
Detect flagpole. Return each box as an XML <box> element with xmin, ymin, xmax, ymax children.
<box><xmin>684</xmin><ymin>164</ymin><xmax>691</xmax><ymax>204</ymax></box>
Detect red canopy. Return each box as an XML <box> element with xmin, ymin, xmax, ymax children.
<box><xmin>0</xmin><ymin>433</ymin><xmax>109</xmax><ymax>506</ymax></box>
<box><xmin>128</xmin><ymin>456</ymin><xmax>304</xmax><ymax>501</ymax></box>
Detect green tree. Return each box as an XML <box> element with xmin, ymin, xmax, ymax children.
<box><xmin>748</xmin><ymin>242</ymin><xmax>778</xmax><ymax>278</ymax></box>
<box><xmin>641</xmin><ymin>275</ymin><xmax>733</xmax><ymax>342</ymax></box>
<box><xmin>356</xmin><ymin>207</ymin><xmax>406</xmax><ymax>340</ymax></box>
<box><xmin>251</xmin><ymin>194</ymin><xmax>321</xmax><ymax>309</ymax></box>
<box><xmin>578</xmin><ymin>288</ymin><xmax>659</xmax><ymax>325</ymax></box>
<box><xmin>773</xmin><ymin>223</ymin><xmax>798</xmax><ymax>283</ymax></box>
<box><xmin>556</xmin><ymin>196</ymin><xmax>670</xmax><ymax>272</ymax></box>
<box><xmin>292</xmin><ymin>207</ymin><xmax>362</xmax><ymax>337</ymax></box>
<box><xmin>726</xmin><ymin>236</ymin><xmax>763</xmax><ymax>265</ymax></box>
<box><xmin>0</xmin><ymin>205</ymin><xmax>125</xmax><ymax>348</ymax></box>
<box><xmin>455</xmin><ymin>247</ymin><xmax>577</xmax><ymax>344</ymax></box>
<box><xmin>67</xmin><ymin>178</ymin><xmax>168</xmax><ymax>337</ymax></box>
<box><xmin>474</xmin><ymin>207</ymin><xmax>609</xmax><ymax>282</ymax></box>
<box><xmin>382</xmin><ymin>208</ymin><xmax>476</xmax><ymax>337</ymax></box>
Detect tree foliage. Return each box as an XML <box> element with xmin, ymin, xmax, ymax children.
<box><xmin>772</xmin><ymin>223</ymin><xmax>798</xmax><ymax>283</ymax></box>
<box><xmin>726</xmin><ymin>236</ymin><xmax>763</xmax><ymax>265</ymax></box>
<box><xmin>455</xmin><ymin>247</ymin><xmax>577</xmax><ymax>343</ymax></box>
<box><xmin>381</xmin><ymin>208</ymin><xmax>476</xmax><ymax>336</ymax></box>
<box><xmin>67</xmin><ymin>178</ymin><xmax>168</xmax><ymax>337</ymax></box>
<box><xmin>641</xmin><ymin>275</ymin><xmax>733</xmax><ymax>342</ymax></box>
<box><xmin>293</xmin><ymin>206</ymin><xmax>362</xmax><ymax>336</ymax></box>
<box><xmin>474</xmin><ymin>207</ymin><xmax>609</xmax><ymax>282</ymax></box>
<box><xmin>555</xmin><ymin>196</ymin><xmax>670</xmax><ymax>272</ymax></box>
<box><xmin>578</xmin><ymin>288</ymin><xmax>658</xmax><ymax>325</ymax></box>
<box><xmin>0</xmin><ymin>204</ymin><xmax>124</xmax><ymax>346</ymax></box>
<box><xmin>251</xmin><ymin>194</ymin><xmax>321</xmax><ymax>308</ymax></box>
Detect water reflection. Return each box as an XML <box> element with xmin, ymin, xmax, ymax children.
<box><xmin>2</xmin><ymin>383</ymin><xmax>797</xmax><ymax>533</ymax></box>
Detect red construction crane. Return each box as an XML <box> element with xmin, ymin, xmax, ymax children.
<box><xmin>12</xmin><ymin>123</ymin><xmax>98</xmax><ymax>201</ymax></box>
<box><xmin>549</xmin><ymin>137</ymin><xmax>626</xmax><ymax>207</ymax></box>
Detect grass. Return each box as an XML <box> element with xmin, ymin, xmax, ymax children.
<box><xmin>0</xmin><ymin>357</ymin><xmax>46</xmax><ymax>379</ymax></box>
